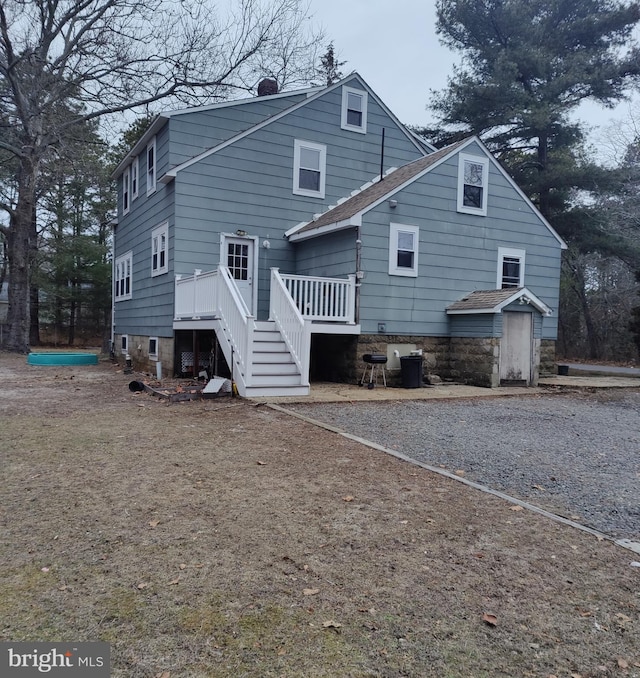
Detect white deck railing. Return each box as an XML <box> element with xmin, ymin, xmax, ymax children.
<box><xmin>175</xmin><ymin>269</ymin><xmax>357</xmax><ymax>325</ymax></box>
<box><xmin>216</xmin><ymin>266</ymin><xmax>255</xmax><ymax>386</ymax></box>
<box><xmin>270</xmin><ymin>269</ymin><xmax>311</xmax><ymax>384</ymax></box>
<box><xmin>174</xmin><ymin>269</ymin><xmax>219</xmax><ymax>319</ymax></box>
<box><xmin>279</xmin><ymin>272</ymin><xmax>356</xmax><ymax>324</ymax></box>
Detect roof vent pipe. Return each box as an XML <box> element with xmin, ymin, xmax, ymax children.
<box><xmin>257</xmin><ymin>78</ymin><xmax>278</xmax><ymax>96</ymax></box>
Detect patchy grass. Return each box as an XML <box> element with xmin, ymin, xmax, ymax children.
<box><xmin>0</xmin><ymin>353</ymin><xmax>639</xmax><ymax>677</ymax></box>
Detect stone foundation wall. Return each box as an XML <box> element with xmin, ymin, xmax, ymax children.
<box><xmin>539</xmin><ymin>340</ymin><xmax>557</xmax><ymax>376</ymax></box>
<box><xmin>115</xmin><ymin>334</ymin><xmax>175</xmax><ymax>376</ymax></box>
<box><xmin>447</xmin><ymin>337</ymin><xmax>500</xmax><ymax>388</ymax></box>
<box><xmin>353</xmin><ymin>335</ymin><xmax>450</xmax><ymax>386</ymax></box>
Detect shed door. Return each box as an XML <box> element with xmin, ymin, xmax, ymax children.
<box><xmin>500</xmin><ymin>312</ymin><xmax>532</xmax><ymax>384</ymax></box>
<box><xmin>225</xmin><ymin>237</ymin><xmax>254</xmax><ymax>313</ymax></box>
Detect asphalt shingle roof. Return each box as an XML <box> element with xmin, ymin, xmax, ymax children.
<box><xmin>291</xmin><ymin>139</ymin><xmax>468</xmax><ymax>235</ymax></box>
<box><xmin>446</xmin><ymin>288</ymin><xmax>523</xmax><ymax>312</ymax></box>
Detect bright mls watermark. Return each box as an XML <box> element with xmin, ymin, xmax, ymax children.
<box><xmin>1</xmin><ymin>643</ymin><xmax>109</xmax><ymax>676</ymax></box>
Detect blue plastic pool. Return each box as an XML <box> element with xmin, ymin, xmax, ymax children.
<box><xmin>27</xmin><ymin>352</ymin><xmax>99</xmax><ymax>366</ymax></box>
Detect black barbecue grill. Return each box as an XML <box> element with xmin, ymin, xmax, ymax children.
<box><xmin>360</xmin><ymin>353</ymin><xmax>387</xmax><ymax>389</ymax></box>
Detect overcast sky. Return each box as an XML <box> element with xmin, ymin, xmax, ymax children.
<box><xmin>309</xmin><ymin>0</ymin><xmax>639</xmax><ymax>158</ymax></box>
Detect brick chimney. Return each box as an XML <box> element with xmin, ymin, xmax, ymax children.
<box><xmin>257</xmin><ymin>78</ymin><xmax>278</xmax><ymax>96</ymax></box>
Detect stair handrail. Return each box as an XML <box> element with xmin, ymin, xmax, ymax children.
<box><xmin>269</xmin><ymin>267</ymin><xmax>311</xmax><ymax>386</ymax></box>
<box><xmin>216</xmin><ymin>264</ymin><xmax>255</xmax><ymax>388</ymax></box>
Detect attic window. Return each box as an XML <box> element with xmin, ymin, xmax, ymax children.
<box><xmin>131</xmin><ymin>157</ymin><xmax>139</xmax><ymax>199</ymax></box>
<box><xmin>147</xmin><ymin>136</ymin><xmax>156</xmax><ymax>195</ymax></box>
<box><xmin>293</xmin><ymin>139</ymin><xmax>326</xmax><ymax>198</ymax></box>
<box><xmin>122</xmin><ymin>166</ymin><xmax>130</xmax><ymax>215</ymax></box>
<box><xmin>457</xmin><ymin>154</ymin><xmax>488</xmax><ymax>215</ymax></box>
<box><xmin>341</xmin><ymin>86</ymin><xmax>367</xmax><ymax>133</ymax></box>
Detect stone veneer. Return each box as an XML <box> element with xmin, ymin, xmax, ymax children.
<box><xmin>115</xmin><ymin>334</ymin><xmax>174</xmax><ymax>376</ymax></box>
<box><xmin>539</xmin><ymin>340</ymin><xmax>557</xmax><ymax>376</ymax></box>
<box><xmin>448</xmin><ymin>337</ymin><xmax>501</xmax><ymax>388</ymax></box>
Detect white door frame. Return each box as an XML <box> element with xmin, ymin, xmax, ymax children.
<box><xmin>220</xmin><ymin>233</ymin><xmax>259</xmax><ymax>314</ymax></box>
<box><xmin>499</xmin><ymin>311</ymin><xmax>533</xmax><ymax>384</ymax></box>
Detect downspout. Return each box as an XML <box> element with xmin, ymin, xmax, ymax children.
<box><xmin>355</xmin><ymin>226</ymin><xmax>362</xmax><ymax>324</ymax></box>
<box><xmin>110</xmin><ymin>222</ymin><xmax>116</xmax><ymax>358</ymax></box>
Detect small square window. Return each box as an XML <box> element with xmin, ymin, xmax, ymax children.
<box><xmin>457</xmin><ymin>154</ymin><xmax>488</xmax><ymax>215</ymax></box>
<box><xmin>389</xmin><ymin>223</ymin><xmax>419</xmax><ymax>277</ymax></box>
<box><xmin>497</xmin><ymin>247</ymin><xmax>525</xmax><ymax>288</ymax></box>
<box><xmin>149</xmin><ymin>337</ymin><xmax>158</xmax><ymax>360</ymax></box>
<box><xmin>341</xmin><ymin>86</ymin><xmax>368</xmax><ymax>133</ymax></box>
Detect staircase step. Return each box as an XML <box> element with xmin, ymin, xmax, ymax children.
<box><xmin>253</xmin><ymin>341</ymin><xmax>288</xmax><ymax>352</ymax></box>
<box><xmin>249</xmin><ymin>374</ymin><xmax>304</xmax><ymax>387</ymax></box>
<box><xmin>252</xmin><ymin>362</ymin><xmax>299</xmax><ymax>376</ymax></box>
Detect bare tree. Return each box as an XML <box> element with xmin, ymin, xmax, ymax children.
<box><xmin>0</xmin><ymin>0</ymin><xmax>319</xmax><ymax>352</ymax></box>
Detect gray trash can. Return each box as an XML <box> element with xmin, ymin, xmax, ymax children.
<box><xmin>400</xmin><ymin>355</ymin><xmax>423</xmax><ymax>388</ymax></box>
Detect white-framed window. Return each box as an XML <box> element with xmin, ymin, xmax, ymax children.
<box><xmin>121</xmin><ymin>334</ymin><xmax>128</xmax><ymax>354</ymax></box>
<box><xmin>293</xmin><ymin>139</ymin><xmax>326</xmax><ymax>198</ymax></box>
<box><xmin>457</xmin><ymin>153</ymin><xmax>489</xmax><ymax>215</ymax></box>
<box><xmin>341</xmin><ymin>86</ymin><xmax>368</xmax><ymax>134</ymax></box>
<box><xmin>146</xmin><ymin>136</ymin><xmax>156</xmax><ymax>195</ymax></box>
<box><xmin>149</xmin><ymin>337</ymin><xmax>158</xmax><ymax>360</ymax></box>
<box><xmin>497</xmin><ymin>247</ymin><xmax>525</xmax><ymax>288</ymax></box>
<box><xmin>131</xmin><ymin>157</ymin><xmax>139</xmax><ymax>200</ymax></box>
<box><xmin>151</xmin><ymin>222</ymin><xmax>169</xmax><ymax>276</ymax></box>
<box><xmin>114</xmin><ymin>251</ymin><xmax>133</xmax><ymax>301</ymax></box>
<box><xmin>389</xmin><ymin>223</ymin><xmax>419</xmax><ymax>277</ymax></box>
<box><xmin>122</xmin><ymin>166</ymin><xmax>130</xmax><ymax>215</ymax></box>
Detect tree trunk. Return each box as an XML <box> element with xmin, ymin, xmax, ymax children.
<box><xmin>29</xmin><ymin>283</ymin><xmax>40</xmax><ymax>346</ymax></box>
<box><xmin>3</xmin><ymin>155</ymin><xmax>39</xmax><ymax>353</ymax></box>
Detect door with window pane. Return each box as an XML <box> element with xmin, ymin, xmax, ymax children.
<box><xmin>225</xmin><ymin>237</ymin><xmax>254</xmax><ymax>312</ymax></box>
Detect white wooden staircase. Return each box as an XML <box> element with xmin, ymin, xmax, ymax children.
<box><xmin>244</xmin><ymin>320</ymin><xmax>309</xmax><ymax>397</ymax></box>
<box><xmin>174</xmin><ymin>266</ymin><xmax>357</xmax><ymax>398</ymax></box>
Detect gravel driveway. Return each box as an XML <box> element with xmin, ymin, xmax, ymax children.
<box><xmin>290</xmin><ymin>391</ymin><xmax>640</xmax><ymax>541</ymax></box>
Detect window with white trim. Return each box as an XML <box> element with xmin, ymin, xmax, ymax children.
<box><xmin>341</xmin><ymin>86</ymin><xmax>368</xmax><ymax>133</ymax></box>
<box><xmin>293</xmin><ymin>139</ymin><xmax>326</xmax><ymax>198</ymax></box>
<box><xmin>131</xmin><ymin>157</ymin><xmax>139</xmax><ymax>200</ymax></box>
<box><xmin>497</xmin><ymin>247</ymin><xmax>525</xmax><ymax>288</ymax></box>
<box><xmin>457</xmin><ymin>154</ymin><xmax>489</xmax><ymax>215</ymax></box>
<box><xmin>121</xmin><ymin>335</ymin><xmax>128</xmax><ymax>353</ymax></box>
<box><xmin>114</xmin><ymin>251</ymin><xmax>133</xmax><ymax>301</ymax></box>
<box><xmin>151</xmin><ymin>222</ymin><xmax>168</xmax><ymax>276</ymax></box>
<box><xmin>149</xmin><ymin>337</ymin><xmax>158</xmax><ymax>360</ymax></box>
<box><xmin>389</xmin><ymin>223</ymin><xmax>419</xmax><ymax>277</ymax></box>
<box><xmin>146</xmin><ymin>137</ymin><xmax>156</xmax><ymax>195</ymax></box>
<box><xmin>122</xmin><ymin>166</ymin><xmax>130</xmax><ymax>215</ymax></box>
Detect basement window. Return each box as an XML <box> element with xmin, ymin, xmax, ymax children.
<box><xmin>149</xmin><ymin>337</ymin><xmax>158</xmax><ymax>360</ymax></box>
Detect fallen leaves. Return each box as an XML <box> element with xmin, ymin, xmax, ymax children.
<box><xmin>148</xmin><ymin>520</ymin><xmax>160</xmax><ymax>528</ymax></box>
<box><xmin>510</xmin><ymin>505</ymin><xmax>524</xmax><ymax>512</ymax></box>
<box><xmin>343</xmin><ymin>495</ymin><xmax>354</xmax><ymax>502</ymax></box>
<box><xmin>303</xmin><ymin>588</ymin><xmax>319</xmax><ymax>596</ymax></box>
<box><xmin>137</xmin><ymin>582</ymin><xmax>148</xmax><ymax>590</ymax></box>
<box><xmin>482</xmin><ymin>613</ymin><xmax>498</xmax><ymax>627</ymax></box>
<box><xmin>322</xmin><ymin>620</ymin><xmax>342</xmax><ymax>630</ymax></box>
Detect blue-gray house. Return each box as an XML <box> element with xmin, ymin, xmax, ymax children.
<box><xmin>112</xmin><ymin>73</ymin><xmax>566</xmax><ymax>396</ymax></box>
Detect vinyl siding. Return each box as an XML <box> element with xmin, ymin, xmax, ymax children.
<box><xmin>356</xmin><ymin>141</ymin><xmax>562</xmax><ymax>339</ymax></box>
<box><xmin>172</xmin><ymin>75</ymin><xmax>425</xmax><ymax>318</ymax></box>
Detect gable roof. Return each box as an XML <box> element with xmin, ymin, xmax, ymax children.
<box><xmin>155</xmin><ymin>72</ymin><xmax>430</xmax><ymax>183</ymax></box>
<box><xmin>286</xmin><ymin>136</ymin><xmax>567</xmax><ymax>250</ymax></box>
<box><xmin>446</xmin><ymin>287</ymin><xmax>553</xmax><ymax>316</ymax></box>
<box><xmin>286</xmin><ymin>140</ymin><xmax>467</xmax><ymax>241</ymax></box>
<box><xmin>112</xmin><ymin>86</ymin><xmax>320</xmax><ymax>178</ymax></box>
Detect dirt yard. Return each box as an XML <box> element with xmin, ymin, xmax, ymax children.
<box><xmin>0</xmin><ymin>352</ymin><xmax>639</xmax><ymax>677</ymax></box>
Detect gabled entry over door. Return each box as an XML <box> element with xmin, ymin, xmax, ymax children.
<box><xmin>500</xmin><ymin>311</ymin><xmax>532</xmax><ymax>385</ymax></box>
<box><xmin>222</xmin><ymin>234</ymin><xmax>257</xmax><ymax>313</ymax></box>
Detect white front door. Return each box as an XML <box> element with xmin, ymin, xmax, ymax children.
<box><xmin>224</xmin><ymin>236</ymin><xmax>255</xmax><ymax>312</ymax></box>
<box><xmin>500</xmin><ymin>311</ymin><xmax>532</xmax><ymax>384</ymax></box>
